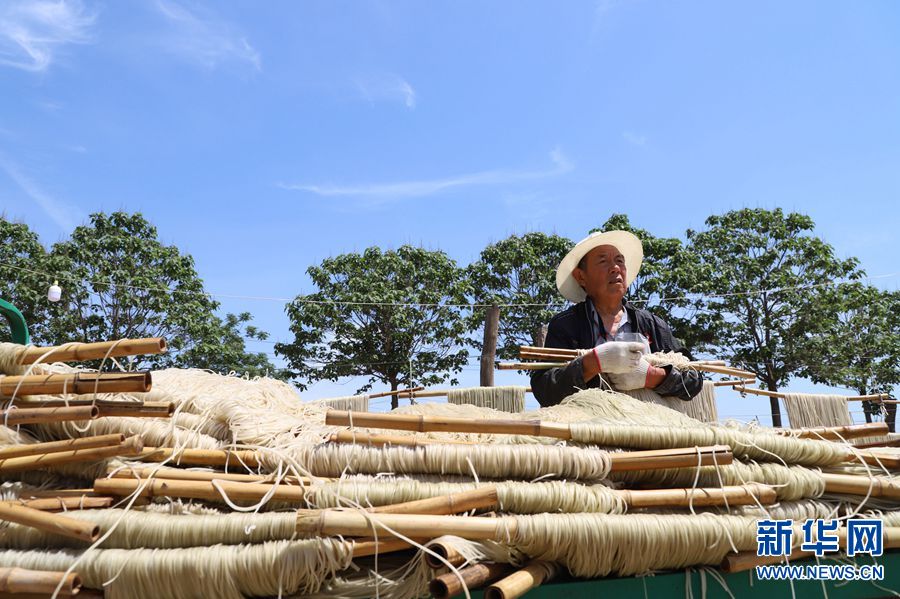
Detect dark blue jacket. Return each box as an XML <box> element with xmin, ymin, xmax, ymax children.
<box><xmin>530</xmin><ymin>300</ymin><xmax>704</xmax><ymax>406</ymax></box>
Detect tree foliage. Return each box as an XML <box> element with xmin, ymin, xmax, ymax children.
<box><xmin>798</xmin><ymin>283</ymin><xmax>900</xmax><ymax>398</ymax></box>
<box><xmin>178</xmin><ymin>311</ymin><xmax>281</xmax><ymax>379</ymax></box>
<box><xmin>467</xmin><ymin>232</ymin><xmax>572</xmax><ymax>359</ymax></box>
<box><xmin>0</xmin><ymin>217</ymin><xmax>56</xmax><ymax>343</ymax></box>
<box><xmin>277</xmin><ymin>246</ymin><xmax>470</xmax><ymax>408</ymax></box>
<box><xmin>2</xmin><ymin>212</ymin><xmax>277</xmax><ymax>376</ymax></box>
<box><xmin>676</xmin><ymin>208</ymin><xmax>861</xmax><ymax>425</ymax></box>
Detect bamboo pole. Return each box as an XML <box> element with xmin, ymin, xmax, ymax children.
<box><xmin>518</xmin><ymin>345</ymin><xmax>576</xmax><ymax>356</ymax></box>
<box><xmin>326</xmin><ymin>411</ymin><xmax>572</xmax><ymax>439</ymax></box>
<box><xmin>1</xmin><ymin>497</ymin><xmax>114</xmax><ymax>512</ymax></box>
<box><xmin>107</xmin><ymin>466</ymin><xmax>324</xmax><ymax>485</ymax></box>
<box><xmin>518</xmin><ymin>346</ymin><xmax>756</xmax><ymax>377</ymax></box>
<box><xmin>503</xmin><ymin>360</ymin><xmax>758</xmax><ymax>378</ymax></box>
<box><xmin>0</xmin><ymin>406</ymin><xmax>98</xmax><ymax>425</ymax></box>
<box><xmin>735</xmin><ymin>386</ymin><xmax>891</xmax><ymax>402</ymax></box>
<box><xmin>0</xmin><ymin>436</ymin><xmax>143</xmax><ymax>474</ymax></box>
<box><xmin>371</xmin><ymin>487</ymin><xmax>499</xmax><ymax>515</ymax></box>
<box><xmin>713</xmin><ymin>378</ymin><xmax>756</xmax><ymax>387</ymax></box>
<box><xmin>0</xmin><ymin>567</ymin><xmax>81</xmax><ymax>595</ymax></box>
<box><xmin>607</xmin><ymin>445</ymin><xmax>733</xmax><ymax>471</ymax></box>
<box><xmin>17</xmin><ymin>338</ymin><xmax>167</xmax><ymax>365</ymax></box>
<box><xmin>394</xmin><ymin>388</ymin><xmax>533</xmax><ymax>399</ymax></box>
<box><xmin>0</xmin><ymin>503</ymin><xmax>99</xmax><ymax>542</ymax></box>
<box><xmin>367</xmin><ymin>387</ymin><xmax>425</xmax><ymax>400</ymax></box>
<box><xmin>94</xmin><ymin>477</ymin><xmax>308</xmax><ymax>503</ymax></box>
<box><xmin>28</xmin><ymin>489</ymin><xmax>95</xmax><ymax>499</ymax></box>
<box><xmin>497</xmin><ymin>362</ymin><xmax>564</xmax><ymax>370</ymax></box>
<box><xmin>854</xmin><ymin>438</ymin><xmax>900</xmax><ymax>450</ymax></box>
<box><xmin>328</xmin><ymin>430</ymin><xmax>474</xmax><ymax>447</ymax></box>
<box><xmin>0</xmin><ymin>434</ymin><xmax>125</xmax><ymax>460</ymax></box>
<box><xmin>0</xmin><ymin>372</ymin><xmax>151</xmax><ymax>397</ymax></box>
<box><xmin>776</xmin><ymin>422</ymin><xmax>889</xmax><ymax>441</ymax></box>
<box><xmin>618</xmin><ymin>484</ymin><xmax>775</xmax><ymax>508</ymax></box>
<box><xmin>484</xmin><ymin>561</ymin><xmax>560</xmax><ymax>599</ymax></box>
<box><xmin>393</xmin><ymin>389</ymin><xmax>455</xmax><ymax>399</ymax></box>
<box><xmin>822</xmin><ymin>472</ymin><xmax>900</xmax><ymax>499</ymax></box>
<box><xmin>136</xmin><ymin>447</ymin><xmax>261</xmax><ymax>469</ymax></box>
<box><xmin>297</xmin><ymin>509</ymin><xmax>510</xmax><ymax>539</ymax></box>
<box><xmin>852</xmin><ymin>450</ymin><xmax>900</xmax><ymax>469</ymax></box>
<box><xmin>425</xmin><ymin>539</ymin><xmax>467</xmax><ymax>569</ymax></box>
<box><xmin>430</xmin><ymin>563</ymin><xmax>515</xmax><ymax>599</ymax></box>
<box><xmin>350</xmin><ymin>537</ymin><xmax>415</xmax><ymax>558</ymax></box>
<box><xmin>9</xmin><ymin>400</ymin><xmax>173</xmax><ymax>419</ymax></box>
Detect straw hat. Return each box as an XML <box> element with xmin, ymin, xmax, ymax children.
<box><xmin>556</xmin><ymin>230</ymin><xmax>643</xmax><ymax>303</ymax></box>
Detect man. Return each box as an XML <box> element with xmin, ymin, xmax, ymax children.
<box><xmin>531</xmin><ymin>230</ymin><xmax>703</xmax><ymax>406</ymax></box>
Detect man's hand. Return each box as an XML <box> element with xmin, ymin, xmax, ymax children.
<box><xmin>608</xmin><ymin>357</ymin><xmax>668</xmax><ymax>390</ymax></box>
<box><xmin>591</xmin><ymin>341</ymin><xmax>645</xmax><ymax>374</ymax></box>
<box><xmin>607</xmin><ymin>358</ymin><xmax>651</xmax><ymax>390</ymax></box>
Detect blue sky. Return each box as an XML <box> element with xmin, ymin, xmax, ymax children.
<box><xmin>1</xmin><ymin>1</ymin><xmax>899</xmax><ymax>422</ymax></box>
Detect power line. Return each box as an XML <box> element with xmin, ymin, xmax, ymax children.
<box><xmin>2</xmin><ymin>260</ymin><xmax>898</xmax><ymax>309</ymax></box>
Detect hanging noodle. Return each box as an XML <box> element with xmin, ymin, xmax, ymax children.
<box><xmin>315</xmin><ymin>395</ymin><xmax>370</xmax><ymax>412</ymax></box>
<box><xmin>783</xmin><ymin>393</ymin><xmax>852</xmax><ymax>428</ymax></box>
<box><xmin>624</xmin><ymin>381</ymin><xmax>719</xmax><ymax>423</ymax></box>
<box><xmin>447</xmin><ymin>386</ymin><xmax>526</xmax><ymax>413</ymax></box>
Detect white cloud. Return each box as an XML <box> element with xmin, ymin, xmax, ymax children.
<box><xmin>356</xmin><ymin>74</ymin><xmax>417</xmax><ymax>109</ymax></box>
<box><xmin>154</xmin><ymin>0</ymin><xmax>260</xmax><ymax>71</ymax></box>
<box><xmin>622</xmin><ymin>131</ymin><xmax>647</xmax><ymax>147</ymax></box>
<box><xmin>279</xmin><ymin>147</ymin><xmax>574</xmax><ymax>203</ymax></box>
<box><xmin>0</xmin><ymin>156</ymin><xmax>81</xmax><ymax>231</ymax></box>
<box><xmin>0</xmin><ymin>0</ymin><xmax>95</xmax><ymax>72</ymax></box>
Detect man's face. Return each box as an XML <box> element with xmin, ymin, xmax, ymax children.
<box><xmin>572</xmin><ymin>244</ymin><xmax>627</xmax><ymax>301</ymax></box>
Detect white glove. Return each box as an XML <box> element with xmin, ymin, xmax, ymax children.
<box><xmin>590</xmin><ymin>341</ymin><xmax>645</xmax><ymax>374</ymax></box>
<box><xmin>607</xmin><ymin>357</ymin><xmax>652</xmax><ymax>391</ymax></box>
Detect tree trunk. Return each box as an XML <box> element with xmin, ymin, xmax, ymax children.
<box><xmin>532</xmin><ymin>324</ymin><xmax>548</xmax><ymax>348</ymax></box>
<box><xmin>768</xmin><ymin>396</ymin><xmax>782</xmax><ymax>428</ymax></box>
<box><xmin>860</xmin><ymin>383</ymin><xmax>873</xmax><ymax>424</ymax></box>
<box><xmin>764</xmin><ymin>368</ymin><xmax>782</xmax><ymax>428</ymax></box>
<box><xmin>389</xmin><ymin>376</ymin><xmax>399</xmax><ymax>410</ymax></box>
<box><xmin>480</xmin><ymin>305</ymin><xmax>499</xmax><ymax>387</ymax></box>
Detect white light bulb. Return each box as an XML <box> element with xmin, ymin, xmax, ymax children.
<box><xmin>48</xmin><ymin>280</ymin><xmax>62</xmax><ymax>302</ymax></box>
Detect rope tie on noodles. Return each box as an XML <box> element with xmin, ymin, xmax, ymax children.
<box><xmin>288</xmin><ymin>442</ymin><xmax>613</xmax><ymax>481</ymax></box>
<box><xmin>447</xmin><ymin>386</ymin><xmax>526</xmax><ymax>413</ymax></box>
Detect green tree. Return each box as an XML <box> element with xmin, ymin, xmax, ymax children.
<box><xmin>276</xmin><ymin>246</ymin><xmax>470</xmax><ymax>408</ymax></box>
<box><xmin>178</xmin><ymin>311</ymin><xmax>284</xmax><ymax>379</ymax></box>
<box><xmin>467</xmin><ymin>232</ymin><xmax>572</xmax><ymax>360</ymax></box>
<box><xmin>798</xmin><ymin>283</ymin><xmax>900</xmax><ymax>426</ymax></box>
<box><xmin>590</xmin><ymin>215</ymin><xmax>697</xmax><ymax>344</ymax></box>
<box><xmin>0</xmin><ymin>217</ymin><xmax>54</xmax><ymax>343</ymax></box>
<box><xmin>677</xmin><ymin>208</ymin><xmax>861</xmax><ymax>426</ymax></box>
<box><xmin>44</xmin><ymin>211</ymin><xmax>276</xmax><ymax>376</ymax></box>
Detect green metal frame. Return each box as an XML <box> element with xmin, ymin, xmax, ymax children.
<box><xmin>0</xmin><ymin>298</ymin><xmax>30</xmax><ymax>344</ymax></box>
<box><xmin>469</xmin><ymin>552</ymin><xmax>900</xmax><ymax>598</ymax></box>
